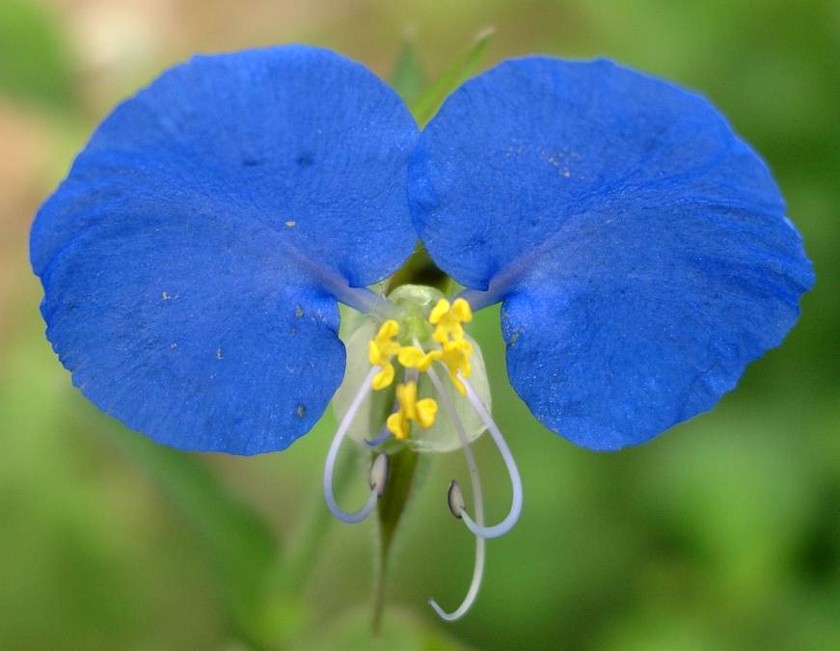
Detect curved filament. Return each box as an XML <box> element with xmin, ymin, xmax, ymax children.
<box><xmin>323</xmin><ymin>365</ymin><xmax>380</xmax><ymax>524</ymax></box>
<box><xmin>459</xmin><ymin>375</ymin><xmax>523</xmax><ymax>539</ymax></box>
<box><xmin>426</xmin><ymin>364</ymin><xmax>486</xmax><ymax>621</ymax></box>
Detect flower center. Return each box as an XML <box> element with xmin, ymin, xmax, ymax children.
<box><xmin>323</xmin><ymin>284</ymin><xmax>523</xmax><ymax>622</ymax></box>
<box><xmin>332</xmin><ymin>285</ymin><xmax>490</xmax><ymax>453</ymax></box>
<box><xmin>365</xmin><ymin>296</ymin><xmax>474</xmax><ymax>442</ymax></box>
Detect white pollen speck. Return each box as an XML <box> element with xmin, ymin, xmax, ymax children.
<box><xmin>285</xmin><ymin>220</ymin><xmax>296</xmax><ymax>227</ymax></box>
<box><xmin>216</xmin><ymin>348</ymin><xmax>223</xmax><ymax>360</ymax></box>
<box><xmin>162</xmin><ymin>291</ymin><xmax>171</xmax><ymax>300</ymax></box>
<box><xmin>170</xmin><ymin>343</ymin><xmax>178</xmax><ymax>349</ymax></box>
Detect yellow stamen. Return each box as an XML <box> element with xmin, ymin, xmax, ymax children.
<box><xmin>415</xmin><ymin>398</ymin><xmax>439</xmax><ymax>428</ymax></box>
<box><xmin>398</xmin><ymin>346</ymin><xmax>442</xmax><ymax>371</ymax></box>
<box><xmin>427</xmin><ymin>298</ymin><xmax>474</xmax><ymax>394</ymax></box>
<box><xmin>386</xmin><ymin>380</ymin><xmax>439</xmax><ymax>440</ymax></box>
<box><xmin>386</xmin><ymin>411</ymin><xmax>407</xmax><ymax>441</ymax></box>
<box><xmin>430</xmin><ymin>298</ymin><xmax>472</xmax><ymax>345</ymax></box>
<box><xmin>450</xmin><ymin>298</ymin><xmax>473</xmax><ymax>323</ymax></box>
<box><xmin>440</xmin><ymin>339</ymin><xmax>473</xmax><ymax>395</ymax></box>
<box><xmin>371</xmin><ymin>363</ymin><xmax>395</xmax><ymax>391</ymax></box>
<box><xmin>366</xmin><ymin>298</ymin><xmax>475</xmax><ymax>428</ymax></box>
<box><xmin>429</xmin><ymin>299</ymin><xmax>451</xmax><ymax>325</ymax></box>
<box><xmin>369</xmin><ymin>319</ymin><xmax>401</xmax><ymax>389</ymax></box>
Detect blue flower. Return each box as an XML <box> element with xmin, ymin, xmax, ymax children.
<box><xmin>31</xmin><ymin>47</ymin><xmax>813</xmax><ymax>620</ymax></box>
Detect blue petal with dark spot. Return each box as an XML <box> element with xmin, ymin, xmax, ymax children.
<box><xmin>31</xmin><ymin>46</ymin><xmax>419</xmax><ymax>454</ymax></box>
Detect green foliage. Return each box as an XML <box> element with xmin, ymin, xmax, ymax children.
<box><xmin>0</xmin><ymin>0</ymin><xmax>77</xmax><ymax>109</ymax></box>
<box><xmin>291</xmin><ymin>606</ymin><xmax>473</xmax><ymax>651</ymax></box>
<box><xmin>109</xmin><ymin>430</ymin><xmax>281</xmax><ymax>648</ymax></box>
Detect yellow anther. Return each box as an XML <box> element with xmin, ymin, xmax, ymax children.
<box><xmin>429</xmin><ymin>299</ymin><xmax>451</xmax><ymax>325</ymax></box>
<box><xmin>371</xmin><ymin>320</ymin><xmax>401</xmax><ymax>359</ymax></box>
<box><xmin>386</xmin><ymin>411</ymin><xmax>407</xmax><ymax>441</ymax></box>
<box><xmin>414</xmin><ymin>398</ymin><xmax>438</xmax><ymax>428</ymax></box>
<box><xmin>450</xmin><ymin>298</ymin><xmax>473</xmax><ymax>323</ymax></box>
<box><xmin>440</xmin><ymin>339</ymin><xmax>473</xmax><ymax>396</ymax></box>
<box><xmin>398</xmin><ymin>346</ymin><xmax>442</xmax><ymax>371</ymax></box>
<box><xmin>369</xmin><ymin>320</ymin><xmax>401</xmax><ymax>390</ymax></box>
<box><xmin>426</xmin><ymin>298</ymin><xmax>474</xmax><ymax>394</ymax></box>
<box><xmin>371</xmin><ymin>363</ymin><xmax>395</xmax><ymax>391</ymax></box>
<box><xmin>367</xmin><ymin>299</ymin><xmax>475</xmax><ymax>405</ymax></box>
<box><xmin>430</xmin><ymin>298</ymin><xmax>473</xmax><ymax>345</ymax></box>
<box><xmin>386</xmin><ymin>381</ymin><xmax>439</xmax><ymax>440</ymax></box>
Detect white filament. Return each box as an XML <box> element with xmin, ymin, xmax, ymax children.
<box><xmin>426</xmin><ymin>364</ymin><xmax>486</xmax><ymax>622</ymax></box>
<box><xmin>459</xmin><ymin>374</ymin><xmax>523</xmax><ymax>539</ymax></box>
<box><xmin>323</xmin><ymin>365</ymin><xmax>380</xmax><ymax>524</ymax></box>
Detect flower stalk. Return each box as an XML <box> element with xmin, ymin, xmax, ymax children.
<box><xmin>372</xmin><ymin>446</ymin><xmax>422</xmax><ymax>634</ymax></box>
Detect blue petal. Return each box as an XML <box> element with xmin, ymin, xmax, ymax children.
<box><xmin>32</xmin><ymin>46</ymin><xmax>418</xmax><ymax>454</ymax></box>
<box><xmin>410</xmin><ymin>57</ymin><xmax>814</xmax><ymax>450</ymax></box>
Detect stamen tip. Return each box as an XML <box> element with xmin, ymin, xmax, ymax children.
<box><xmin>369</xmin><ymin>453</ymin><xmax>390</xmax><ymax>498</ymax></box>
<box><xmin>447</xmin><ymin>480</ymin><xmax>466</xmax><ymax>519</ymax></box>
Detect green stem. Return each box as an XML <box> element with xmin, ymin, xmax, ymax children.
<box><xmin>372</xmin><ymin>447</ymin><xmax>421</xmax><ymax>634</ymax></box>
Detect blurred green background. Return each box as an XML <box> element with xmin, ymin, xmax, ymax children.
<box><xmin>1</xmin><ymin>0</ymin><xmax>838</xmax><ymax>649</ymax></box>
